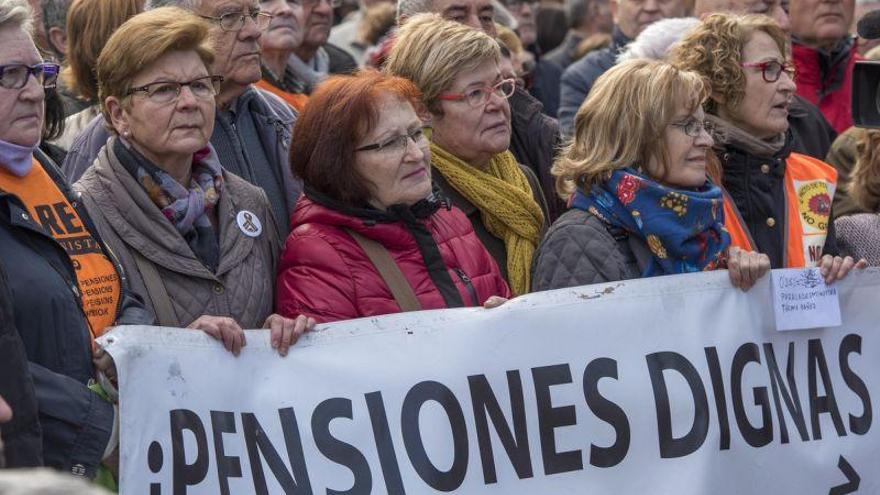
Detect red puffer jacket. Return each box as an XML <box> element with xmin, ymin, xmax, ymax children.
<box><xmin>275</xmin><ymin>194</ymin><xmax>512</xmax><ymax>323</ymax></box>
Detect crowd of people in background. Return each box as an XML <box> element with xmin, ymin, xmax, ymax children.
<box><xmin>0</xmin><ymin>0</ymin><xmax>878</xmax><ymax>488</ymax></box>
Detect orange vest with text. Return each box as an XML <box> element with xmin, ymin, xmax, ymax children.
<box><xmin>724</xmin><ymin>152</ymin><xmax>838</xmax><ymax>268</ymax></box>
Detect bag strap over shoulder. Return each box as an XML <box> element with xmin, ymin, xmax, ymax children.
<box><xmin>343</xmin><ymin>228</ymin><xmax>422</xmax><ymax>313</ymax></box>
<box><xmin>131</xmin><ymin>250</ymin><xmax>177</xmax><ymax>327</ymax></box>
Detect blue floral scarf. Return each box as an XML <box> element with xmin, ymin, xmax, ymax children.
<box><xmin>571</xmin><ymin>168</ymin><xmax>730</xmax><ymax>277</ymax></box>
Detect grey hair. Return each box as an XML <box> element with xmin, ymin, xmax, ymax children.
<box><xmin>144</xmin><ymin>0</ymin><xmax>201</xmax><ymax>11</ymax></box>
<box><xmin>396</xmin><ymin>0</ymin><xmax>434</xmax><ymax>22</ymax></box>
<box><xmin>616</xmin><ymin>16</ymin><xmax>699</xmax><ymax>63</ymax></box>
<box><xmin>0</xmin><ymin>0</ymin><xmax>33</xmax><ymax>34</ymax></box>
<box><xmin>40</xmin><ymin>0</ymin><xmax>69</xmax><ymax>30</ymax></box>
<box><xmin>565</xmin><ymin>0</ymin><xmax>587</xmax><ymax>29</ymax></box>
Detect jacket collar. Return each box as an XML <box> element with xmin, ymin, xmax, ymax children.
<box><xmin>610</xmin><ymin>25</ymin><xmax>633</xmax><ymax>52</ymax></box>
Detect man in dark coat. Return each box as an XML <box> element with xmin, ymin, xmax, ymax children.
<box><xmin>544</xmin><ymin>0</ymin><xmax>614</xmax><ymax>70</ymax></box>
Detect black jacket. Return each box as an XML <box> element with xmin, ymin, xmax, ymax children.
<box><xmin>0</xmin><ymin>151</ymin><xmax>152</xmax><ymax>478</ymax></box>
<box><xmin>789</xmin><ymin>95</ymin><xmax>837</xmax><ymax>160</ymax></box>
<box><xmin>719</xmin><ymin>132</ymin><xmax>839</xmax><ymax>268</ymax></box>
<box><xmin>326</xmin><ymin>42</ymin><xmax>358</xmax><ymax>75</ymax></box>
<box><xmin>0</xmin><ymin>261</ymin><xmax>43</xmax><ymax>468</ymax></box>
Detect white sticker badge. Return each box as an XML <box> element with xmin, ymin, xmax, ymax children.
<box><xmin>236</xmin><ymin>210</ymin><xmax>262</xmax><ymax>238</ymax></box>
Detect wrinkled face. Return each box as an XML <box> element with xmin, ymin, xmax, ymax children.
<box><xmin>613</xmin><ymin>0</ymin><xmax>689</xmax><ymax>39</ymax></box>
<box><xmin>647</xmin><ymin>104</ymin><xmax>714</xmax><ymax>188</ymax></box>
<box><xmin>506</xmin><ymin>0</ymin><xmax>537</xmax><ymax>46</ymax></box>
<box><xmin>354</xmin><ymin>92</ymin><xmax>432</xmax><ymax>209</ymax></box>
<box><xmin>704</xmin><ymin>0</ymin><xmax>791</xmax><ymax>32</ymax></box>
<box><xmin>789</xmin><ymin>0</ymin><xmax>853</xmax><ymax>49</ymax></box>
<box><xmin>201</xmin><ymin>0</ymin><xmax>263</xmax><ymax>87</ymax></box>
<box><xmin>432</xmin><ymin>61</ymin><xmax>512</xmax><ymax>167</ymax></box>
<box><xmin>0</xmin><ymin>26</ymin><xmax>45</xmax><ymax>147</ymax></box>
<box><xmin>301</xmin><ymin>0</ymin><xmax>333</xmax><ymax>51</ymax></box>
<box><xmin>107</xmin><ymin>51</ymin><xmax>216</xmax><ymax>170</ymax></box>
<box><xmin>717</xmin><ymin>31</ymin><xmax>796</xmax><ymax>140</ymax></box>
<box><xmin>261</xmin><ymin>0</ymin><xmax>306</xmax><ymax>51</ymax></box>
<box><xmin>433</xmin><ymin>0</ymin><xmax>497</xmax><ymax>36</ymax></box>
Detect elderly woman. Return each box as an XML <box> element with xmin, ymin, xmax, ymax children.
<box><xmin>275</xmin><ymin>70</ymin><xmax>511</xmax><ymax>322</ymax></box>
<box><xmin>0</xmin><ymin>0</ymin><xmax>152</xmax><ymax>477</ymax></box>
<box><xmin>74</xmin><ymin>8</ymin><xmax>312</xmax><ymax>355</ymax></box>
<box><xmin>533</xmin><ymin>59</ymin><xmax>771</xmax><ymax>290</ymax></box>
<box><xmin>384</xmin><ymin>14</ymin><xmax>549</xmax><ymax>295</ymax></box>
<box><xmin>671</xmin><ymin>13</ymin><xmax>866</xmax><ymax>283</ymax></box>
<box><xmin>834</xmin><ymin>130</ymin><xmax>880</xmax><ymax>265</ymax></box>
<box><xmin>256</xmin><ymin>0</ymin><xmax>309</xmax><ymax>111</ymax></box>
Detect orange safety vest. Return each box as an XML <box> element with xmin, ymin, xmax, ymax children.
<box><xmin>255</xmin><ymin>79</ymin><xmax>308</xmax><ymax>113</ymax></box>
<box><xmin>724</xmin><ymin>152</ymin><xmax>837</xmax><ymax>268</ymax></box>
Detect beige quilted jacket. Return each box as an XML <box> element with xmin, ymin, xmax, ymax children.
<box><xmin>73</xmin><ymin>139</ymin><xmax>281</xmax><ymax>329</ymax></box>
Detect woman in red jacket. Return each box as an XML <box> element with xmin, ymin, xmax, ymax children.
<box><xmin>275</xmin><ymin>70</ymin><xmax>511</xmax><ymax>323</ymax></box>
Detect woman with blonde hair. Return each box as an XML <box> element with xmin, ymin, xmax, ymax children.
<box><xmin>834</xmin><ymin>130</ymin><xmax>880</xmax><ymax>264</ymax></box>
<box><xmin>532</xmin><ymin>59</ymin><xmax>770</xmax><ymax>290</ymax></box>
<box><xmin>385</xmin><ymin>13</ymin><xmax>549</xmax><ymax>295</ymax></box>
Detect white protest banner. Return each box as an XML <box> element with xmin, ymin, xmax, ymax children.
<box><xmin>100</xmin><ymin>269</ymin><xmax>880</xmax><ymax>494</ymax></box>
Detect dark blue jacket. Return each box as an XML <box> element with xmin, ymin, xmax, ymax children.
<box><xmin>0</xmin><ymin>150</ymin><xmax>152</xmax><ymax>478</ymax></box>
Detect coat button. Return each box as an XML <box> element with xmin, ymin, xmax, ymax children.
<box><xmin>761</xmin><ymin>164</ymin><xmax>770</xmax><ymax>174</ymax></box>
<box><xmin>213</xmin><ymin>283</ymin><xmax>225</xmax><ymax>294</ymax></box>
<box><xmin>71</xmin><ymin>464</ymin><xmax>86</xmax><ymax>476</ymax></box>
<box><xmin>21</xmin><ymin>212</ymin><xmax>28</xmax><ymax>220</ymax></box>
<box><xmin>766</xmin><ymin>217</ymin><xmax>776</xmax><ymax>227</ymax></box>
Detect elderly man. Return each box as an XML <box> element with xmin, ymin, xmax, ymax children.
<box><xmin>692</xmin><ymin>0</ymin><xmax>838</xmax><ymax>160</ymax></box>
<box><xmin>257</xmin><ymin>0</ymin><xmax>309</xmax><ymax>110</ymax></box>
<box><xmin>398</xmin><ymin>0</ymin><xmax>565</xmax><ymax>220</ymax></box>
<box><xmin>63</xmin><ymin>0</ymin><xmax>300</xmax><ymax>238</ymax></box>
<box><xmin>545</xmin><ymin>0</ymin><xmax>613</xmax><ymax>69</ymax></box>
<box><xmin>289</xmin><ymin>0</ymin><xmax>357</xmax><ymax>86</ymax></box>
<box><xmin>557</xmin><ymin>0</ymin><xmax>689</xmax><ymax>135</ymax></box>
<box><xmin>789</xmin><ymin>0</ymin><xmax>858</xmax><ymax>133</ymax></box>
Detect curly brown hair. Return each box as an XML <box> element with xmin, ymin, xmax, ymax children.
<box><xmin>669</xmin><ymin>13</ymin><xmax>788</xmax><ymax>114</ymax></box>
<box><xmin>851</xmin><ymin>129</ymin><xmax>880</xmax><ymax>212</ymax></box>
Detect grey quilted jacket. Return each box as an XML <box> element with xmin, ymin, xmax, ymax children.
<box><xmin>531</xmin><ymin>208</ymin><xmax>650</xmax><ymax>291</ymax></box>
<box><xmin>73</xmin><ymin>139</ymin><xmax>281</xmax><ymax>328</ymax></box>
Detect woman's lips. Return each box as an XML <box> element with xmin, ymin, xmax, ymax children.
<box><xmin>402</xmin><ymin>167</ymin><xmax>427</xmax><ymax>180</ymax></box>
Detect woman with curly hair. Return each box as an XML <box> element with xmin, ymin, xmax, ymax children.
<box><xmin>834</xmin><ymin>130</ymin><xmax>880</xmax><ymax>264</ymax></box>
<box><xmin>670</xmin><ymin>13</ymin><xmax>866</xmax><ymax>283</ymax></box>
<box><xmin>532</xmin><ymin>59</ymin><xmax>770</xmax><ymax>290</ymax></box>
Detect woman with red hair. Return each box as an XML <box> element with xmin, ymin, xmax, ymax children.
<box><xmin>275</xmin><ymin>70</ymin><xmax>511</xmax><ymax>322</ymax></box>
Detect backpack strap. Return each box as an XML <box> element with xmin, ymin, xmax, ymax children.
<box><xmin>343</xmin><ymin>228</ymin><xmax>422</xmax><ymax>313</ymax></box>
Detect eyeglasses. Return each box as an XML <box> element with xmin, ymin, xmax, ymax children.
<box><xmin>741</xmin><ymin>60</ymin><xmax>796</xmax><ymax>83</ymax></box>
<box><xmin>355</xmin><ymin>125</ymin><xmax>431</xmax><ymax>157</ymax></box>
<box><xmin>302</xmin><ymin>0</ymin><xmax>343</xmax><ymax>8</ymax></box>
<box><xmin>0</xmin><ymin>62</ymin><xmax>60</xmax><ymax>90</ymax></box>
<box><xmin>438</xmin><ymin>79</ymin><xmax>516</xmax><ymax>107</ymax></box>
<box><xmin>200</xmin><ymin>10</ymin><xmax>273</xmax><ymax>31</ymax></box>
<box><xmin>670</xmin><ymin>118</ymin><xmax>714</xmax><ymax>138</ymax></box>
<box><xmin>126</xmin><ymin>75</ymin><xmax>224</xmax><ymax>104</ymax></box>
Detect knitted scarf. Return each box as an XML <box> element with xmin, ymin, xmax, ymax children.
<box><xmin>114</xmin><ymin>139</ymin><xmax>223</xmax><ymax>271</ymax></box>
<box><xmin>571</xmin><ymin>168</ymin><xmax>730</xmax><ymax>277</ymax></box>
<box><xmin>430</xmin><ymin>144</ymin><xmax>544</xmax><ymax>295</ymax></box>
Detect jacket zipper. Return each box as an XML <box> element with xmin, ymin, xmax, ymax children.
<box><xmin>453</xmin><ymin>268</ymin><xmax>477</xmax><ymax>307</ymax></box>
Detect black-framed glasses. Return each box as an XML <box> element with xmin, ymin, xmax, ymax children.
<box><xmin>670</xmin><ymin>118</ymin><xmax>714</xmax><ymax>138</ymax></box>
<box><xmin>741</xmin><ymin>60</ymin><xmax>796</xmax><ymax>83</ymax></box>
<box><xmin>438</xmin><ymin>78</ymin><xmax>516</xmax><ymax>107</ymax></box>
<box><xmin>0</xmin><ymin>62</ymin><xmax>60</xmax><ymax>90</ymax></box>
<box><xmin>355</xmin><ymin>125</ymin><xmax>431</xmax><ymax>155</ymax></box>
<box><xmin>200</xmin><ymin>10</ymin><xmax>273</xmax><ymax>31</ymax></box>
<box><xmin>126</xmin><ymin>75</ymin><xmax>224</xmax><ymax>104</ymax></box>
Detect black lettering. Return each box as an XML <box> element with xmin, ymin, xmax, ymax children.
<box><xmin>170</xmin><ymin>409</ymin><xmax>209</xmax><ymax>494</ymax></box>
<box><xmin>731</xmin><ymin>343</ymin><xmax>772</xmax><ymax>447</ymax></box>
<box><xmin>365</xmin><ymin>392</ymin><xmax>405</xmax><ymax>495</ymax></box>
<box><xmin>241</xmin><ymin>409</ymin><xmax>312</xmax><ymax>495</ymax></box>
<box><xmin>33</xmin><ymin>204</ymin><xmax>63</xmax><ymax>236</ymax></box>
<box><xmin>531</xmin><ymin>364</ymin><xmax>582</xmax><ymax>474</ymax></box>
<box><xmin>839</xmin><ymin>334</ymin><xmax>872</xmax><ymax>435</ymax></box>
<box><xmin>53</xmin><ymin>202</ymin><xmax>83</xmax><ymax>233</ymax></box>
<box><xmin>704</xmin><ymin>347</ymin><xmax>730</xmax><ymax>451</ymax></box>
<box><xmin>763</xmin><ymin>343</ymin><xmax>809</xmax><ymax>443</ymax></box>
<box><xmin>401</xmin><ymin>381</ymin><xmax>468</xmax><ymax>491</ymax></box>
<box><xmin>808</xmin><ymin>339</ymin><xmax>846</xmax><ymax>439</ymax></box>
<box><xmin>311</xmin><ymin>398</ymin><xmax>372</xmax><ymax>495</ymax></box>
<box><xmin>467</xmin><ymin>371</ymin><xmax>533</xmax><ymax>483</ymax></box>
<box><xmin>210</xmin><ymin>411</ymin><xmax>242</xmax><ymax>495</ymax></box>
<box><xmin>646</xmin><ymin>352</ymin><xmax>709</xmax><ymax>458</ymax></box>
<box><xmin>583</xmin><ymin>358</ymin><xmax>630</xmax><ymax>467</ymax></box>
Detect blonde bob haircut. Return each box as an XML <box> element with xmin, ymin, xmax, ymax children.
<box><xmin>670</xmin><ymin>13</ymin><xmax>788</xmax><ymax>114</ymax></box>
<box><xmin>96</xmin><ymin>7</ymin><xmax>214</xmax><ymax>131</ymax></box>
<box><xmin>384</xmin><ymin>13</ymin><xmax>501</xmax><ymax>114</ymax></box>
<box><xmin>553</xmin><ymin>59</ymin><xmax>707</xmax><ymax>200</ymax></box>
<box><xmin>850</xmin><ymin>129</ymin><xmax>880</xmax><ymax>212</ymax></box>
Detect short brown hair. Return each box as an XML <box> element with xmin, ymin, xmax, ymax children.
<box><xmin>670</xmin><ymin>13</ymin><xmax>788</xmax><ymax>114</ymax></box>
<box><xmin>291</xmin><ymin>70</ymin><xmax>424</xmax><ymax>207</ymax></box>
<box><xmin>62</xmin><ymin>0</ymin><xmax>141</xmax><ymax>102</ymax></box>
<box><xmin>96</xmin><ymin>7</ymin><xmax>214</xmax><ymax>130</ymax></box>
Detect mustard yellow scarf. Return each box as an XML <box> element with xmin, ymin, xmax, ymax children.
<box><xmin>431</xmin><ymin>144</ymin><xmax>544</xmax><ymax>295</ymax></box>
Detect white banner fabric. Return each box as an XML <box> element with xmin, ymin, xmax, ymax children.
<box><xmin>101</xmin><ymin>269</ymin><xmax>880</xmax><ymax>494</ymax></box>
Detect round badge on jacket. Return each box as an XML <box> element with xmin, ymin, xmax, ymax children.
<box><xmin>236</xmin><ymin>210</ymin><xmax>262</xmax><ymax>238</ymax></box>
